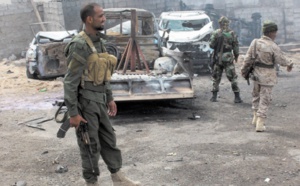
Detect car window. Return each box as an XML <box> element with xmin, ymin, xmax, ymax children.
<box><xmin>39</xmin><ymin>38</ymin><xmax>51</xmax><ymax>44</ymax></box>
<box><xmin>160</xmin><ymin>18</ymin><xmax>209</xmax><ymax>31</ymax></box>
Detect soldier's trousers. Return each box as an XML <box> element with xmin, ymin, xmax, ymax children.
<box><xmin>77</xmin><ymin>94</ymin><xmax>122</xmax><ymax>183</ymax></box>
<box><xmin>252</xmin><ymin>81</ymin><xmax>273</xmax><ymax>118</ymax></box>
<box><xmin>211</xmin><ymin>61</ymin><xmax>240</xmax><ymax>92</ymax></box>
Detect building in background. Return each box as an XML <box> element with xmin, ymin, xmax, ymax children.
<box><xmin>1</xmin><ymin>0</ymin><xmax>300</xmax><ymax>59</ymax></box>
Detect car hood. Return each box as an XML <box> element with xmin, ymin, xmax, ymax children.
<box><xmin>159</xmin><ymin>22</ymin><xmax>213</xmax><ymax>43</ymax></box>
<box><xmin>38</xmin><ymin>30</ymin><xmax>78</xmax><ymax>41</ymax></box>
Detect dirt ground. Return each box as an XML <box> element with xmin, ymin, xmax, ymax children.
<box><xmin>0</xmin><ymin>52</ymin><xmax>300</xmax><ymax>186</ymax></box>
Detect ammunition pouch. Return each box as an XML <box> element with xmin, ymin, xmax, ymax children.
<box><xmin>79</xmin><ymin>31</ymin><xmax>117</xmax><ymax>88</ymax></box>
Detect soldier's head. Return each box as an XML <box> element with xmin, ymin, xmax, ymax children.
<box><xmin>80</xmin><ymin>3</ymin><xmax>106</xmax><ymax>31</ymax></box>
<box><xmin>262</xmin><ymin>21</ymin><xmax>278</xmax><ymax>40</ymax></box>
<box><xmin>218</xmin><ymin>16</ymin><xmax>230</xmax><ymax>30</ymax></box>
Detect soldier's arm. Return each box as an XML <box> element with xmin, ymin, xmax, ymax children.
<box><xmin>241</xmin><ymin>39</ymin><xmax>255</xmax><ymax>74</ymax></box>
<box><xmin>209</xmin><ymin>31</ymin><xmax>217</xmax><ymax>49</ymax></box>
<box><xmin>106</xmin><ymin>85</ymin><xmax>114</xmax><ymax>103</ymax></box>
<box><xmin>232</xmin><ymin>32</ymin><xmax>239</xmax><ymax>60</ymax></box>
<box><xmin>64</xmin><ymin>42</ymin><xmax>87</xmax><ymax>117</ymax></box>
<box><xmin>272</xmin><ymin>44</ymin><xmax>293</xmax><ymax>68</ymax></box>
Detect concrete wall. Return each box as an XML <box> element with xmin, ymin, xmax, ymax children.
<box><xmin>0</xmin><ymin>0</ymin><xmax>39</xmax><ymax>59</ymax></box>
<box><xmin>1</xmin><ymin>0</ymin><xmax>300</xmax><ymax>59</ymax></box>
<box><xmin>43</xmin><ymin>2</ymin><xmax>65</xmax><ymax>31</ymax></box>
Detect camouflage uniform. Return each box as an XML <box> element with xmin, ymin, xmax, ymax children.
<box><xmin>64</xmin><ymin>31</ymin><xmax>122</xmax><ymax>183</ymax></box>
<box><xmin>209</xmin><ymin>16</ymin><xmax>242</xmax><ymax>102</ymax></box>
<box><xmin>241</xmin><ymin>21</ymin><xmax>293</xmax><ymax>132</ymax></box>
<box><xmin>242</xmin><ymin>36</ymin><xmax>292</xmax><ymax>118</ymax></box>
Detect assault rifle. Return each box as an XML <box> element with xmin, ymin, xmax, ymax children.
<box><xmin>57</xmin><ymin>119</ymin><xmax>95</xmax><ymax>173</ymax></box>
<box><xmin>244</xmin><ymin>65</ymin><xmax>253</xmax><ymax>85</ymax></box>
<box><xmin>56</xmin><ymin>103</ymin><xmax>95</xmax><ymax>173</ymax></box>
<box><xmin>77</xmin><ymin>122</ymin><xmax>95</xmax><ymax>173</ymax></box>
<box><xmin>243</xmin><ymin>39</ymin><xmax>257</xmax><ymax>85</ymax></box>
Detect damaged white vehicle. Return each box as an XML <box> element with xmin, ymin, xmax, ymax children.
<box><xmin>158</xmin><ymin>11</ymin><xmax>214</xmax><ymax>73</ymax></box>
<box><xmin>25</xmin><ymin>22</ymin><xmax>77</xmax><ymax>79</ymax></box>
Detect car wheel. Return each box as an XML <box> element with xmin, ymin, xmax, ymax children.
<box><xmin>26</xmin><ymin>67</ymin><xmax>38</xmax><ymax>79</ymax></box>
<box><xmin>106</xmin><ymin>43</ymin><xmax>120</xmax><ymax>59</ymax></box>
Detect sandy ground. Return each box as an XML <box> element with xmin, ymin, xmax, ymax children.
<box><xmin>0</xmin><ymin>53</ymin><xmax>300</xmax><ymax>186</ymax></box>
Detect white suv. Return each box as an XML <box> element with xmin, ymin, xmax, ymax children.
<box><xmin>158</xmin><ymin>11</ymin><xmax>214</xmax><ymax>73</ymax></box>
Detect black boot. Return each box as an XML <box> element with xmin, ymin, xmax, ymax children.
<box><xmin>234</xmin><ymin>92</ymin><xmax>243</xmax><ymax>103</ymax></box>
<box><xmin>210</xmin><ymin>92</ymin><xmax>218</xmax><ymax>102</ymax></box>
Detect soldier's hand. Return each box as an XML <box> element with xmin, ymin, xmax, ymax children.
<box><xmin>107</xmin><ymin>100</ymin><xmax>117</xmax><ymax>116</ymax></box>
<box><xmin>70</xmin><ymin>114</ymin><xmax>87</xmax><ymax>128</ymax></box>
<box><xmin>287</xmin><ymin>63</ymin><xmax>293</xmax><ymax>72</ymax></box>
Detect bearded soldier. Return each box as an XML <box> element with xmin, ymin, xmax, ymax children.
<box><xmin>63</xmin><ymin>3</ymin><xmax>141</xmax><ymax>186</ymax></box>
<box><xmin>209</xmin><ymin>16</ymin><xmax>243</xmax><ymax>103</ymax></box>
<box><xmin>241</xmin><ymin>21</ymin><xmax>293</xmax><ymax>132</ymax></box>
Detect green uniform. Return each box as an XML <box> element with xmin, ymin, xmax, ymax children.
<box><xmin>64</xmin><ymin>31</ymin><xmax>122</xmax><ymax>183</ymax></box>
<box><xmin>209</xmin><ymin>28</ymin><xmax>240</xmax><ymax>92</ymax></box>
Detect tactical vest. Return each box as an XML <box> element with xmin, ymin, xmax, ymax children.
<box><xmin>79</xmin><ymin>31</ymin><xmax>117</xmax><ymax>90</ymax></box>
<box><xmin>222</xmin><ymin>31</ymin><xmax>234</xmax><ymax>53</ymax></box>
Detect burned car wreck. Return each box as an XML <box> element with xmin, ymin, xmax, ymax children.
<box><xmin>158</xmin><ymin>11</ymin><xmax>214</xmax><ymax>73</ymax></box>
<box><xmin>25</xmin><ymin>10</ymin><xmax>194</xmax><ymax>102</ymax></box>
<box><xmin>25</xmin><ymin>22</ymin><xmax>77</xmax><ymax>79</ymax></box>
<box><xmin>103</xmin><ymin>8</ymin><xmax>194</xmax><ymax>101</ymax></box>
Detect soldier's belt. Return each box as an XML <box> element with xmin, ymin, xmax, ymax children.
<box><xmin>84</xmin><ymin>81</ymin><xmax>107</xmax><ymax>92</ymax></box>
<box><xmin>254</xmin><ymin>62</ymin><xmax>274</xmax><ymax>69</ymax></box>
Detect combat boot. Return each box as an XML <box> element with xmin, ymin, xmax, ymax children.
<box><xmin>210</xmin><ymin>92</ymin><xmax>218</xmax><ymax>102</ymax></box>
<box><xmin>256</xmin><ymin>117</ymin><xmax>266</xmax><ymax>132</ymax></box>
<box><xmin>252</xmin><ymin>111</ymin><xmax>257</xmax><ymax>125</ymax></box>
<box><xmin>111</xmin><ymin>171</ymin><xmax>141</xmax><ymax>186</ymax></box>
<box><xmin>234</xmin><ymin>92</ymin><xmax>243</xmax><ymax>103</ymax></box>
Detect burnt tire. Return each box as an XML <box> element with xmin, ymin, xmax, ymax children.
<box><xmin>105</xmin><ymin>43</ymin><xmax>120</xmax><ymax>59</ymax></box>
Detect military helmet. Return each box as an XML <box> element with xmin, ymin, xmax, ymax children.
<box><xmin>218</xmin><ymin>16</ymin><xmax>229</xmax><ymax>25</ymax></box>
<box><xmin>262</xmin><ymin>21</ymin><xmax>278</xmax><ymax>34</ymax></box>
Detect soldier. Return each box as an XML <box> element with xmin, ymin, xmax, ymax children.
<box><xmin>63</xmin><ymin>3</ymin><xmax>140</xmax><ymax>186</ymax></box>
<box><xmin>209</xmin><ymin>16</ymin><xmax>243</xmax><ymax>103</ymax></box>
<box><xmin>241</xmin><ymin>21</ymin><xmax>293</xmax><ymax>132</ymax></box>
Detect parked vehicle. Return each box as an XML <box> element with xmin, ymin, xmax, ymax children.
<box><xmin>158</xmin><ymin>11</ymin><xmax>214</xmax><ymax>73</ymax></box>
<box><xmin>103</xmin><ymin>8</ymin><xmax>194</xmax><ymax>101</ymax></box>
<box><xmin>25</xmin><ymin>22</ymin><xmax>77</xmax><ymax>79</ymax></box>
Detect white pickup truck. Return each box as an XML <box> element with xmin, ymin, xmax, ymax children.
<box><xmin>158</xmin><ymin>11</ymin><xmax>214</xmax><ymax>73</ymax></box>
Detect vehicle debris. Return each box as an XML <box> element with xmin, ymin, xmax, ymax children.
<box><xmin>25</xmin><ymin>123</ymin><xmax>45</xmax><ymax>131</ymax></box>
<box><xmin>104</xmin><ymin>8</ymin><xmax>194</xmax><ymax>101</ymax></box>
<box><xmin>55</xmin><ymin>165</ymin><xmax>68</xmax><ymax>173</ymax></box>
<box><xmin>166</xmin><ymin>157</ymin><xmax>183</xmax><ymax>162</ymax></box>
<box><xmin>17</xmin><ymin>117</ymin><xmax>44</xmax><ymax>125</ymax></box>
<box><xmin>13</xmin><ymin>181</ymin><xmax>27</xmax><ymax>186</ymax></box>
<box><xmin>25</xmin><ymin>22</ymin><xmax>77</xmax><ymax>79</ymax></box>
